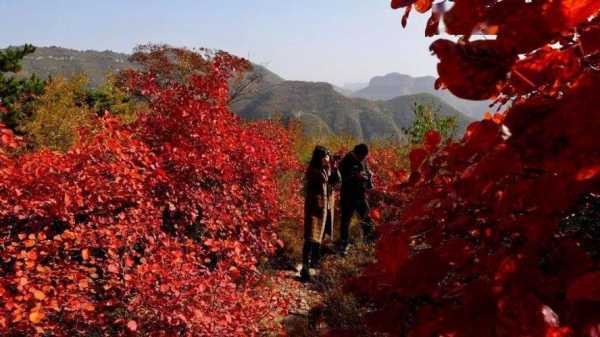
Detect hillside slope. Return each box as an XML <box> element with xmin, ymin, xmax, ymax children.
<box><xmin>231</xmin><ymin>81</ymin><xmax>472</xmax><ymax>141</ymax></box>
<box><xmin>12</xmin><ymin>46</ymin><xmax>473</xmax><ymax>140</ymax></box>
<box><xmin>17</xmin><ymin>46</ymin><xmax>135</xmax><ymax>87</ymax></box>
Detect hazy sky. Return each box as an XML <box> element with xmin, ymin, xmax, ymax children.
<box><xmin>0</xmin><ymin>0</ymin><xmax>440</xmax><ymax>86</ymax></box>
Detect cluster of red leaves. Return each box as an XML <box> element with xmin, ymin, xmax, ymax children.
<box><xmin>0</xmin><ymin>46</ymin><xmax>298</xmax><ymax>336</ymax></box>
<box><xmin>364</xmin><ymin>146</ymin><xmax>410</xmax><ymax>223</ymax></box>
<box><xmin>338</xmin><ymin>2</ymin><xmax>600</xmax><ymax>337</ymax></box>
<box><xmin>395</xmin><ymin>0</ymin><xmax>600</xmax><ymax>102</ymax></box>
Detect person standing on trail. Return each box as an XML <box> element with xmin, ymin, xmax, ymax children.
<box><xmin>338</xmin><ymin>143</ymin><xmax>376</xmax><ymax>255</ymax></box>
<box><xmin>301</xmin><ymin>145</ymin><xmax>341</xmax><ymax>281</ymax></box>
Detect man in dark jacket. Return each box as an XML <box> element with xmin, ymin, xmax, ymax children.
<box><xmin>338</xmin><ymin>143</ymin><xmax>376</xmax><ymax>254</ymax></box>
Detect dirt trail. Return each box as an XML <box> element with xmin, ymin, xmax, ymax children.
<box><xmin>260</xmin><ymin>267</ymin><xmax>324</xmax><ymax>336</ymax></box>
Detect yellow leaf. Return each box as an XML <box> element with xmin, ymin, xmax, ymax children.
<box><xmin>79</xmin><ymin>278</ymin><xmax>89</xmax><ymax>289</ymax></box>
<box><xmin>81</xmin><ymin>249</ymin><xmax>90</xmax><ymax>260</ymax></box>
<box><xmin>32</xmin><ymin>289</ymin><xmax>46</xmax><ymax>301</ymax></box>
<box><xmin>29</xmin><ymin>310</ymin><xmax>45</xmax><ymax>324</ymax></box>
<box><xmin>82</xmin><ymin>303</ymin><xmax>95</xmax><ymax>312</ymax></box>
<box><xmin>26</xmin><ymin>260</ymin><xmax>36</xmax><ymax>270</ymax></box>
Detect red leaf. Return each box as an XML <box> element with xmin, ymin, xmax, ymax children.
<box><xmin>127</xmin><ymin>320</ymin><xmax>138</xmax><ymax>331</ymax></box>
<box><xmin>401</xmin><ymin>5</ymin><xmax>412</xmax><ymax>28</ymax></box>
<box><xmin>575</xmin><ymin>165</ymin><xmax>600</xmax><ymax>181</ymax></box>
<box><xmin>409</xmin><ymin>148</ymin><xmax>428</xmax><ymax>172</ymax></box>
<box><xmin>567</xmin><ymin>272</ymin><xmax>600</xmax><ymax>302</ymax></box>
<box><xmin>424</xmin><ymin>130</ymin><xmax>441</xmax><ymax>151</ymax></box>
<box><xmin>376</xmin><ymin>235</ymin><xmax>408</xmax><ymax>274</ymax></box>
<box><xmin>391</xmin><ymin>0</ymin><xmax>416</xmax><ymax>10</ymax></box>
<box><xmin>370</xmin><ymin>208</ymin><xmax>381</xmax><ymax>221</ymax></box>
<box><xmin>430</xmin><ymin>39</ymin><xmax>514</xmax><ymax>100</ymax></box>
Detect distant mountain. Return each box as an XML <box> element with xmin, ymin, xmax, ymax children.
<box><xmin>14</xmin><ymin>46</ymin><xmax>282</xmax><ymax>89</ymax></box>
<box><xmin>12</xmin><ymin>46</ymin><xmax>474</xmax><ymax>140</ymax></box>
<box><xmin>250</xmin><ymin>63</ymin><xmax>285</xmax><ymax>85</ymax></box>
<box><xmin>16</xmin><ymin>46</ymin><xmax>136</xmax><ymax>87</ymax></box>
<box><xmin>231</xmin><ymin>81</ymin><xmax>473</xmax><ymax>141</ymax></box>
<box><xmin>343</xmin><ymin>82</ymin><xmax>369</xmax><ymax>92</ymax></box>
<box><xmin>332</xmin><ymin>85</ymin><xmax>354</xmax><ymax>96</ymax></box>
<box><xmin>352</xmin><ymin>73</ymin><xmax>491</xmax><ymax>119</ymax></box>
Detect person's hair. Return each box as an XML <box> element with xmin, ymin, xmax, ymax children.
<box><xmin>354</xmin><ymin>143</ymin><xmax>369</xmax><ymax>157</ymax></box>
<box><xmin>309</xmin><ymin>145</ymin><xmax>329</xmax><ymax>169</ymax></box>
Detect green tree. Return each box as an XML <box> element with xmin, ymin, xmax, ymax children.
<box><xmin>81</xmin><ymin>74</ymin><xmax>145</xmax><ymax>123</ymax></box>
<box><xmin>403</xmin><ymin>103</ymin><xmax>457</xmax><ymax>144</ymax></box>
<box><xmin>0</xmin><ymin>44</ymin><xmax>45</xmax><ymax>130</ymax></box>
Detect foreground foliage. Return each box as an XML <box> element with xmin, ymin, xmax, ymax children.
<box><xmin>338</xmin><ymin>1</ymin><xmax>600</xmax><ymax>337</ymax></box>
<box><xmin>0</xmin><ymin>46</ymin><xmax>298</xmax><ymax>336</ymax></box>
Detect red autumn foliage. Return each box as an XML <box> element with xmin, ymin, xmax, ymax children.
<box><xmin>0</xmin><ymin>46</ymin><xmax>298</xmax><ymax>336</ymax></box>
<box><xmin>337</xmin><ymin>2</ymin><xmax>600</xmax><ymax>337</ymax></box>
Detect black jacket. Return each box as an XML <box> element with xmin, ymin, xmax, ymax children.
<box><xmin>339</xmin><ymin>152</ymin><xmax>371</xmax><ymax>198</ymax></box>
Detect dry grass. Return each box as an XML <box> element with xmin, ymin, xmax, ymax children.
<box><xmin>311</xmin><ymin>240</ymin><xmax>377</xmax><ymax>336</ymax></box>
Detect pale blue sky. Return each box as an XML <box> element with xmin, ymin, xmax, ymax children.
<box><xmin>0</xmin><ymin>0</ymin><xmax>439</xmax><ymax>86</ymax></box>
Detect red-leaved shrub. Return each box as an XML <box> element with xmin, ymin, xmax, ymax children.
<box><xmin>0</xmin><ymin>46</ymin><xmax>297</xmax><ymax>336</ymax></box>
<box><xmin>339</xmin><ymin>2</ymin><xmax>600</xmax><ymax>337</ymax></box>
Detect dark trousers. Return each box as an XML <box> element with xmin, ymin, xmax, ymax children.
<box><xmin>302</xmin><ymin>241</ymin><xmax>320</xmax><ymax>271</ymax></box>
<box><xmin>340</xmin><ymin>195</ymin><xmax>374</xmax><ymax>248</ymax></box>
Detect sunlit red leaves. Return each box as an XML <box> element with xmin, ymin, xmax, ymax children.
<box><xmin>127</xmin><ymin>320</ymin><xmax>138</xmax><ymax>331</ymax></box>
<box><xmin>423</xmin><ymin>130</ymin><xmax>441</xmax><ymax>151</ymax></box>
<box><xmin>546</xmin><ymin>327</ymin><xmax>575</xmax><ymax>337</ymax></box>
<box><xmin>509</xmin><ymin>47</ymin><xmax>581</xmax><ymax>96</ymax></box>
<box><xmin>430</xmin><ymin>39</ymin><xmax>515</xmax><ymax>100</ymax></box>
<box><xmin>28</xmin><ymin>309</ymin><xmax>44</xmax><ymax>324</ymax></box>
<box><xmin>370</xmin><ymin>208</ymin><xmax>382</xmax><ymax>221</ymax></box>
<box><xmin>0</xmin><ymin>46</ymin><xmax>296</xmax><ymax>336</ymax></box>
<box><xmin>0</xmin><ymin>123</ymin><xmax>19</xmax><ymax>149</ymax></box>
<box><xmin>493</xmin><ymin>2</ymin><xmax>562</xmax><ymax>54</ymax></box>
<box><xmin>576</xmin><ymin>165</ymin><xmax>600</xmax><ymax>181</ymax></box>
<box><xmin>561</xmin><ymin>0</ymin><xmax>600</xmax><ymax>28</ymax></box>
<box><xmin>358</xmin><ymin>3</ymin><xmax>600</xmax><ymax>336</ymax></box>
<box><xmin>443</xmin><ymin>0</ymin><xmax>487</xmax><ymax>36</ymax></box>
<box><xmin>413</xmin><ymin>0</ymin><xmax>432</xmax><ymax>13</ymax></box>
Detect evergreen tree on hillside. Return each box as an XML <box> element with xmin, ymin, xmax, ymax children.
<box><xmin>0</xmin><ymin>44</ymin><xmax>45</xmax><ymax>130</ymax></box>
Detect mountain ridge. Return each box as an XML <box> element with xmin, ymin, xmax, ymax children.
<box><xmin>9</xmin><ymin>46</ymin><xmax>475</xmax><ymax>140</ymax></box>
<box><xmin>231</xmin><ymin>80</ymin><xmax>472</xmax><ymax>141</ymax></box>
<box><xmin>352</xmin><ymin>72</ymin><xmax>491</xmax><ymax>118</ymax></box>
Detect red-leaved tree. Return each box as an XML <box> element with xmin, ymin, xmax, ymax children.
<box><xmin>0</xmin><ymin>45</ymin><xmax>298</xmax><ymax>336</ymax></box>
<box><xmin>342</xmin><ymin>1</ymin><xmax>600</xmax><ymax>337</ymax></box>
